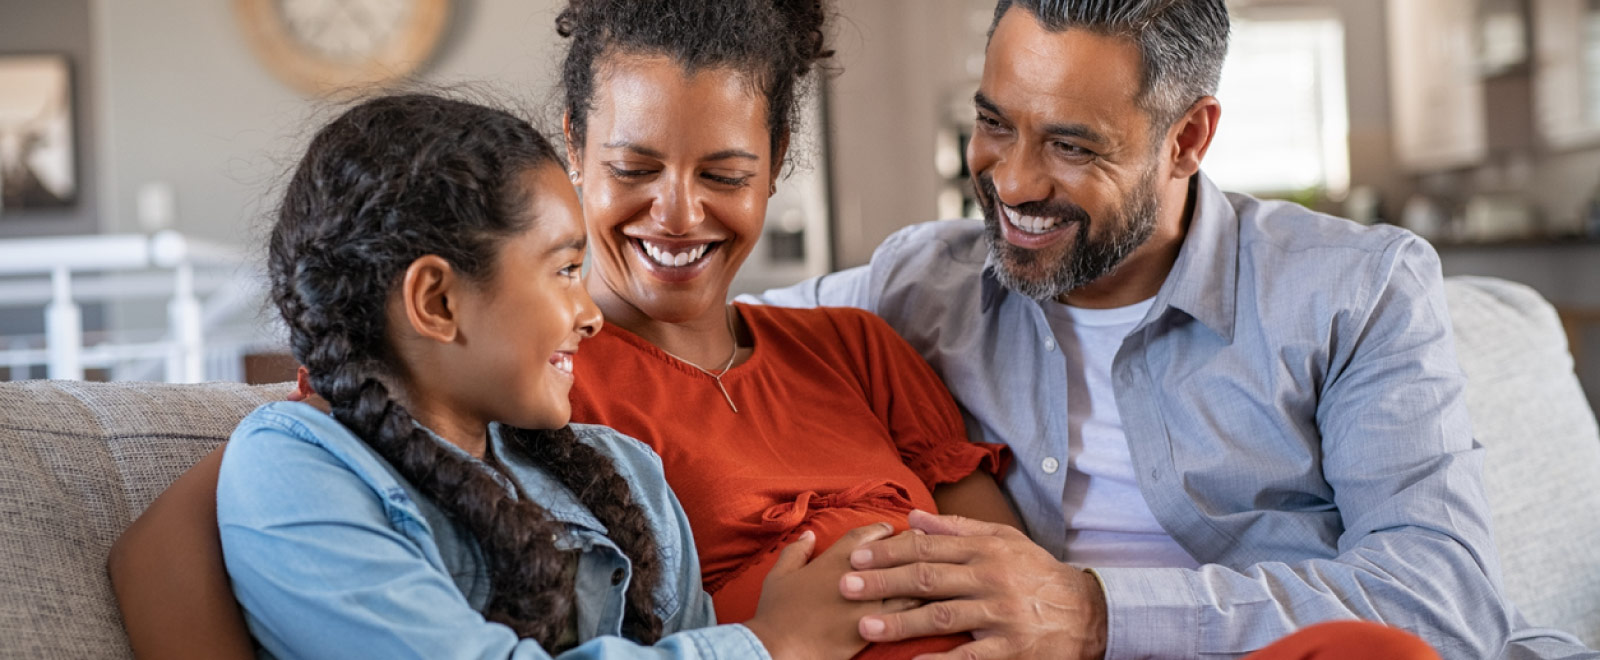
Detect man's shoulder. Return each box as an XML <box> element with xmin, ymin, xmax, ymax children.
<box><xmin>872</xmin><ymin>219</ymin><xmax>990</xmax><ymax>274</ymax></box>
<box><xmin>1220</xmin><ymin>191</ymin><xmax>1442</xmax><ymax>321</ymax></box>
<box><xmin>1228</xmin><ymin>192</ymin><xmax>1421</xmax><ymax>262</ymax></box>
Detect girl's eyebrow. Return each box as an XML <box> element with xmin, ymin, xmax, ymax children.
<box><xmin>545</xmin><ymin>236</ymin><xmax>588</xmax><ymax>256</ymax></box>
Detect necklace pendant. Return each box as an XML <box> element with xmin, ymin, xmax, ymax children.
<box><xmin>713</xmin><ymin>378</ymin><xmax>739</xmax><ymax>413</ymax></box>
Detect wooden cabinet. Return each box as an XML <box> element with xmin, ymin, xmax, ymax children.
<box><xmin>1387</xmin><ymin>0</ymin><xmax>1488</xmax><ymax>170</ymax></box>
<box><xmin>1533</xmin><ymin>0</ymin><xmax>1600</xmax><ymax>149</ymax></box>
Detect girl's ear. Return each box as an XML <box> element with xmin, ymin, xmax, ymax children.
<box><xmin>400</xmin><ymin>255</ymin><xmax>461</xmax><ymax>343</ymax></box>
<box><xmin>562</xmin><ymin>112</ymin><xmax>582</xmax><ymax>186</ymax></box>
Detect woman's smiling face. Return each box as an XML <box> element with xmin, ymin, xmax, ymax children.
<box><xmin>569</xmin><ymin>54</ymin><xmax>777</xmax><ymax>324</ymax></box>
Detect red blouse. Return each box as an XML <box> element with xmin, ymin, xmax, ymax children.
<box><xmin>570</xmin><ymin>303</ymin><xmax>1007</xmax><ymax>658</ymax></box>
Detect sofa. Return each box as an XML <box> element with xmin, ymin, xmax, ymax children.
<box><xmin>1</xmin><ymin>276</ymin><xmax>1597</xmax><ymax>658</ymax></box>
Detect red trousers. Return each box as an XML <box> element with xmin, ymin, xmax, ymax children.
<box><xmin>1246</xmin><ymin>621</ymin><xmax>1440</xmax><ymax>660</ymax></box>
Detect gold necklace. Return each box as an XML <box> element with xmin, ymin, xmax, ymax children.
<box><xmin>655</xmin><ymin>305</ymin><xmax>740</xmax><ymax>413</ymax></box>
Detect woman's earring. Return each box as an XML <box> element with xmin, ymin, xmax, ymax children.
<box><xmin>568</xmin><ymin>169</ymin><xmax>580</xmax><ymax>182</ymax></box>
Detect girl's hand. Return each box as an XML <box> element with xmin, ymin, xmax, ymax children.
<box><xmin>743</xmin><ymin>524</ymin><xmax>901</xmax><ymax>660</ymax></box>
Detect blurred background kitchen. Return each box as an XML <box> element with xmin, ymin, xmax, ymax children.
<box><xmin>1</xmin><ymin>0</ymin><xmax>1597</xmax><ymax>411</ymax></box>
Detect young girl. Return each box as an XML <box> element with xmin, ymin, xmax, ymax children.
<box><xmin>195</xmin><ymin>93</ymin><xmax>883</xmax><ymax>659</ymax></box>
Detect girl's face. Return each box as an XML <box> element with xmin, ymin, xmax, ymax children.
<box><xmin>454</xmin><ymin>164</ymin><xmax>602</xmax><ymax>431</ymax></box>
<box><xmin>571</xmin><ymin>55</ymin><xmax>778</xmax><ymax>324</ymax></box>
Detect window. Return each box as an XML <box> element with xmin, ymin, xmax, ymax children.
<box><xmin>1204</xmin><ymin>12</ymin><xmax>1350</xmax><ymax>199</ymax></box>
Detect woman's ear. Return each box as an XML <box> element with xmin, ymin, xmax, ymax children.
<box><xmin>769</xmin><ymin>130</ymin><xmax>790</xmax><ymax>195</ymax></box>
<box><xmin>400</xmin><ymin>255</ymin><xmax>461</xmax><ymax>344</ymax></box>
<box><xmin>562</xmin><ymin>112</ymin><xmax>582</xmax><ymax>186</ymax></box>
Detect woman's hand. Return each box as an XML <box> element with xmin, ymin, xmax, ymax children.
<box><xmin>743</xmin><ymin>524</ymin><xmax>903</xmax><ymax>660</ymax></box>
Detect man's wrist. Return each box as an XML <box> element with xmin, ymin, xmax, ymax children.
<box><xmin>1078</xmin><ymin>567</ymin><xmax>1109</xmax><ymax>660</ymax></box>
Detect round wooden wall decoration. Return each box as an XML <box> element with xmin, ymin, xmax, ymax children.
<box><xmin>234</xmin><ymin>0</ymin><xmax>451</xmax><ymax>96</ymax></box>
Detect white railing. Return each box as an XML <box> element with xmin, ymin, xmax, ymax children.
<box><xmin>0</xmin><ymin>231</ymin><xmax>277</xmax><ymax>383</ymax></box>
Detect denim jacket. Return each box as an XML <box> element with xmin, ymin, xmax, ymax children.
<box><xmin>216</xmin><ymin>401</ymin><xmax>768</xmax><ymax>660</ymax></box>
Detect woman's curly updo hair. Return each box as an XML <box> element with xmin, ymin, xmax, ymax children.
<box><xmin>557</xmin><ymin>0</ymin><xmax>834</xmax><ymax>164</ymax></box>
<box><xmin>268</xmin><ymin>93</ymin><xmax>663</xmax><ymax>650</ymax></box>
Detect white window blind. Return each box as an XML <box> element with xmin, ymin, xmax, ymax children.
<box><xmin>1205</xmin><ymin>14</ymin><xmax>1350</xmax><ymax>198</ymax></box>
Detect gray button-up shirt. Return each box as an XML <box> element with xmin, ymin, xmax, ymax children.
<box><xmin>757</xmin><ymin>174</ymin><xmax>1537</xmax><ymax>658</ymax></box>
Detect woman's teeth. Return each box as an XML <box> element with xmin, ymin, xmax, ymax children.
<box><xmin>640</xmin><ymin>240</ymin><xmax>711</xmax><ymax>267</ymax></box>
<box><xmin>551</xmin><ymin>354</ymin><xmax>573</xmax><ymax>376</ymax></box>
<box><xmin>1003</xmin><ymin>206</ymin><xmax>1065</xmax><ymax>234</ymax></box>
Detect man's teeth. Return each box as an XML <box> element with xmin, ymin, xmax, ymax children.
<box><xmin>552</xmin><ymin>354</ymin><xmax>573</xmax><ymax>375</ymax></box>
<box><xmin>1003</xmin><ymin>207</ymin><xmax>1064</xmax><ymax>234</ymax></box>
<box><xmin>641</xmin><ymin>241</ymin><xmax>711</xmax><ymax>267</ymax></box>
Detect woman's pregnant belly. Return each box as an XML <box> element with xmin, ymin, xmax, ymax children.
<box><xmin>706</xmin><ymin>481</ymin><xmax>971</xmax><ymax>659</ymax></box>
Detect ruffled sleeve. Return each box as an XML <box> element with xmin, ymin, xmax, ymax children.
<box><xmin>830</xmin><ymin>307</ymin><xmax>1011</xmax><ymax>489</ymax></box>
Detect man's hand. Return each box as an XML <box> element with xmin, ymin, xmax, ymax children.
<box><xmin>839</xmin><ymin>510</ymin><xmax>1108</xmax><ymax>660</ymax></box>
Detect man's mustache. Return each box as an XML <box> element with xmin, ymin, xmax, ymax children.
<box><xmin>977</xmin><ymin>174</ymin><xmax>1093</xmax><ymax>226</ymax></box>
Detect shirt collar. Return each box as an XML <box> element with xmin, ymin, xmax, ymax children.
<box><xmin>1150</xmin><ymin>173</ymin><xmax>1238</xmax><ymax>342</ymax></box>
<box><xmin>978</xmin><ymin>173</ymin><xmax>1238</xmax><ymax>342</ymax></box>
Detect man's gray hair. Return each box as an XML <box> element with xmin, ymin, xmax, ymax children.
<box><xmin>990</xmin><ymin>0</ymin><xmax>1230</xmax><ymax>129</ymax></box>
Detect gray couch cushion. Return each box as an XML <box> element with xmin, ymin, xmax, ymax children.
<box><xmin>1446</xmin><ymin>277</ymin><xmax>1600</xmax><ymax>648</ymax></box>
<box><xmin>0</xmin><ymin>380</ymin><xmax>281</xmax><ymax>659</ymax></box>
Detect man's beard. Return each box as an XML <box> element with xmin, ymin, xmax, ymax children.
<box><xmin>978</xmin><ymin>166</ymin><xmax>1160</xmax><ymax>301</ymax></box>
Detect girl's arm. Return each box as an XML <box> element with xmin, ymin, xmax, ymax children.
<box><xmin>107</xmin><ymin>446</ymin><xmax>253</xmax><ymax>660</ymax></box>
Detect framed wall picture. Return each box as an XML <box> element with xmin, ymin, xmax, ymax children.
<box><xmin>0</xmin><ymin>54</ymin><xmax>76</xmax><ymax>216</ymax></box>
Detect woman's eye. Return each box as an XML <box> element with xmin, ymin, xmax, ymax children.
<box><xmin>606</xmin><ymin>164</ymin><xmax>655</xmax><ymax>179</ymax></box>
<box><xmin>704</xmin><ymin>172</ymin><xmax>752</xmax><ymax>187</ymax></box>
<box><xmin>559</xmin><ymin>263</ymin><xmax>582</xmax><ymax>279</ymax></box>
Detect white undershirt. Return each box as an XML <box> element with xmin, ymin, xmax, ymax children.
<box><xmin>1045</xmin><ymin>298</ymin><xmax>1201</xmax><ymax>569</ymax></box>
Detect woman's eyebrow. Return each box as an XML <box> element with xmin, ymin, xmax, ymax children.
<box><xmin>702</xmin><ymin>149</ymin><xmax>760</xmax><ymax>162</ymax></box>
<box><xmin>602</xmin><ymin>141</ymin><xmax>664</xmax><ymax>158</ymax></box>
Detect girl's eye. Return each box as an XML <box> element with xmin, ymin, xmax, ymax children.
<box><xmin>559</xmin><ymin>263</ymin><xmax>582</xmax><ymax>279</ymax></box>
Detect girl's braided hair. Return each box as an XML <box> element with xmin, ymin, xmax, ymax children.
<box><xmin>268</xmin><ymin>93</ymin><xmax>663</xmax><ymax>650</ymax></box>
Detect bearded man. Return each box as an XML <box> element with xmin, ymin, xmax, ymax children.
<box><xmin>761</xmin><ymin>1</ymin><xmax>1592</xmax><ymax>658</ymax></box>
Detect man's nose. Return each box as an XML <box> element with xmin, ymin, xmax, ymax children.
<box><xmin>990</xmin><ymin>143</ymin><xmax>1052</xmax><ymax>209</ymax></box>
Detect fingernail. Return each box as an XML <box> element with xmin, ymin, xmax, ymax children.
<box><xmin>799</xmin><ymin>530</ymin><xmax>814</xmax><ymax>542</ymax></box>
<box><xmin>851</xmin><ymin>548</ymin><xmax>872</xmax><ymax>565</ymax></box>
<box><xmin>842</xmin><ymin>574</ymin><xmax>864</xmax><ymax>593</ymax></box>
<box><xmin>862</xmin><ymin>618</ymin><xmax>885</xmax><ymax>636</ymax></box>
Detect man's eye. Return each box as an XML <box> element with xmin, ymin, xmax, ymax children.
<box><xmin>1055</xmin><ymin>142</ymin><xmax>1094</xmax><ymax>158</ymax></box>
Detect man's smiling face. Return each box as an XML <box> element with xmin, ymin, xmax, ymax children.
<box><xmin>968</xmin><ymin>8</ymin><xmax>1166</xmax><ymax>301</ymax></box>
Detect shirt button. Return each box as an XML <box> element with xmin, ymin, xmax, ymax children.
<box><xmin>1043</xmin><ymin>337</ymin><xmax>1057</xmax><ymax>351</ymax></box>
<box><xmin>611</xmin><ymin>568</ymin><xmax>626</xmax><ymax>586</ymax></box>
<box><xmin>1042</xmin><ymin>457</ymin><xmax>1060</xmax><ymax>474</ymax></box>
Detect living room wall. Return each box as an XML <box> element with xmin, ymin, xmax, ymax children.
<box><xmin>94</xmin><ymin>0</ymin><xmax>571</xmax><ymax>246</ymax></box>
